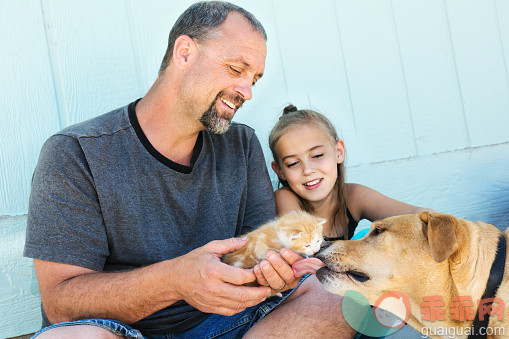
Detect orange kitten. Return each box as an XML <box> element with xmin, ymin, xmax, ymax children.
<box><xmin>223</xmin><ymin>211</ymin><xmax>325</xmax><ymax>269</ymax></box>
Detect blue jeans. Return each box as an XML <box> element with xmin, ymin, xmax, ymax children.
<box><xmin>32</xmin><ymin>275</ymin><xmax>309</xmax><ymax>339</ymax></box>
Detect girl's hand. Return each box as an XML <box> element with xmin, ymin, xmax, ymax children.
<box><xmin>253</xmin><ymin>248</ymin><xmax>302</xmax><ymax>293</ymax></box>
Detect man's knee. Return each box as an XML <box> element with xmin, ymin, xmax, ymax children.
<box><xmin>35</xmin><ymin>324</ymin><xmax>123</xmax><ymax>339</ymax></box>
<box><xmin>286</xmin><ymin>275</ymin><xmax>342</xmax><ymax>305</ymax></box>
<box><xmin>305</xmin><ymin>277</ymin><xmax>343</xmax><ymax>309</ymax></box>
<box><xmin>245</xmin><ymin>275</ymin><xmax>355</xmax><ymax>338</ymax></box>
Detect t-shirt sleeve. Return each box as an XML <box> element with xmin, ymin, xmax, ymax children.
<box><xmin>24</xmin><ymin>134</ymin><xmax>109</xmax><ymax>271</ymax></box>
<box><xmin>240</xmin><ymin>132</ymin><xmax>276</xmax><ymax>233</ymax></box>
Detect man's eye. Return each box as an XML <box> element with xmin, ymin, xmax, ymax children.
<box><xmin>229</xmin><ymin>66</ymin><xmax>241</xmax><ymax>74</ymax></box>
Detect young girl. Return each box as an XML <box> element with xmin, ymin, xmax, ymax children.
<box><xmin>269</xmin><ymin>104</ymin><xmax>433</xmax><ymax>240</ymax></box>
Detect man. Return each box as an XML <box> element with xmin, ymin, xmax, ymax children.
<box><xmin>25</xmin><ymin>2</ymin><xmax>355</xmax><ymax>337</ymax></box>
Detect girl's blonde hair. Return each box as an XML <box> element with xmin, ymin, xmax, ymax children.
<box><xmin>269</xmin><ymin>104</ymin><xmax>349</xmax><ymax>239</ymax></box>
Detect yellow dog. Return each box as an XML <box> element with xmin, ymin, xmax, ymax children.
<box><xmin>316</xmin><ymin>212</ymin><xmax>508</xmax><ymax>339</ymax></box>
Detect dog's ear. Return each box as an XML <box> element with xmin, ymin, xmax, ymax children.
<box><xmin>420</xmin><ymin>212</ymin><xmax>459</xmax><ymax>262</ymax></box>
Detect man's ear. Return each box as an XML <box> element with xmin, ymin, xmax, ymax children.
<box><xmin>335</xmin><ymin>139</ymin><xmax>345</xmax><ymax>164</ymax></box>
<box><xmin>420</xmin><ymin>212</ymin><xmax>459</xmax><ymax>262</ymax></box>
<box><xmin>172</xmin><ymin>35</ymin><xmax>196</xmax><ymax>68</ymax></box>
<box><xmin>271</xmin><ymin>161</ymin><xmax>286</xmax><ymax>180</ymax></box>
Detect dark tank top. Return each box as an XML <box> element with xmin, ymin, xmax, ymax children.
<box><xmin>323</xmin><ymin>207</ymin><xmax>358</xmax><ymax>241</ymax></box>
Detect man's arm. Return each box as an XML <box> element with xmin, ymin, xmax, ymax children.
<box><xmin>35</xmin><ymin>237</ymin><xmax>271</xmax><ymax>324</ymax></box>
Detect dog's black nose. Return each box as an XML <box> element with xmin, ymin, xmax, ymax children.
<box><xmin>314</xmin><ymin>240</ymin><xmax>331</xmax><ymax>258</ymax></box>
<box><xmin>320</xmin><ymin>240</ymin><xmax>331</xmax><ymax>249</ymax></box>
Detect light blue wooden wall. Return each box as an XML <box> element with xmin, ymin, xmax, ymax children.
<box><xmin>1</xmin><ymin>0</ymin><xmax>508</xmax><ymax>337</ymax></box>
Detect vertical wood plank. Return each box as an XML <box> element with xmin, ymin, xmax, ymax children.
<box><xmin>392</xmin><ymin>0</ymin><xmax>469</xmax><ymax>154</ymax></box>
<box><xmin>0</xmin><ymin>216</ymin><xmax>41</xmax><ymax>338</ymax></box>
<box><xmin>127</xmin><ymin>0</ymin><xmax>195</xmax><ymax>92</ymax></box>
<box><xmin>41</xmin><ymin>0</ymin><xmax>142</xmax><ymax>126</ymax></box>
<box><xmin>229</xmin><ymin>0</ymin><xmax>290</xmax><ymax>143</ymax></box>
<box><xmin>446</xmin><ymin>0</ymin><xmax>509</xmax><ymax>147</ymax></box>
<box><xmin>495</xmin><ymin>0</ymin><xmax>509</xmax><ymax>87</ymax></box>
<box><xmin>0</xmin><ymin>0</ymin><xmax>59</xmax><ymax>215</ymax></box>
<box><xmin>272</xmin><ymin>0</ymin><xmax>359</xmax><ymax>164</ymax></box>
<box><xmin>335</xmin><ymin>0</ymin><xmax>416</xmax><ymax>165</ymax></box>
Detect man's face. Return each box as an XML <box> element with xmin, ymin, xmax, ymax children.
<box><xmin>184</xmin><ymin>12</ymin><xmax>267</xmax><ymax>133</ymax></box>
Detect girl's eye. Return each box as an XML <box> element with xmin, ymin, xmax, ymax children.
<box><xmin>286</xmin><ymin>162</ymin><xmax>298</xmax><ymax>168</ymax></box>
<box><xmin>312</xmin><ymin>154</ymin><xmax>324</xmax><ymax>158</ymax></box>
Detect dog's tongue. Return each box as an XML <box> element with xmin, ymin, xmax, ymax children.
<box><xmin>292</xmin><ymin>257</ymin><xmax>326</xmax><ymax>277</ymax></box>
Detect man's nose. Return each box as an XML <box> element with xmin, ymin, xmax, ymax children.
<box><xmin>233</xmin><ymin>80</ymin><xmax>253</xmax><ymax>101</ymax></box>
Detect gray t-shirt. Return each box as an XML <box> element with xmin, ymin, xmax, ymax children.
<box><xmin>24</xmin><ymin>100</ymin><xmax>276</xmax><ymax>334</ymax></box>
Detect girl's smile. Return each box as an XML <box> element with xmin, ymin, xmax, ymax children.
<box><xmin>303</xmin><ymin>178</ymin><xmax>323</xmax><ymax>190</ymax></box>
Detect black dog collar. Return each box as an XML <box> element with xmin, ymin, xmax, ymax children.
<box><xmin>468</xmin><ymin>233</ymin><xmax>506</xmax><ymax>339</ymax></box>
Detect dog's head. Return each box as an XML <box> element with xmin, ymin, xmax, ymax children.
<box><xmin>315</xmin><ymin>212</ymin><xmax>464</xmax><ymax>301</ymax></box>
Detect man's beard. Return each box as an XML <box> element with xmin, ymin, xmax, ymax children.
<box><xmin>200</xmin><ymin>93</ymin><xmax>243</xmax><ymax>134</ymax></box>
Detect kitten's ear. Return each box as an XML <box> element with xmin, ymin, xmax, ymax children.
<box><xmin>290</xmin><ymin>232</ymin><xmax>302</xmax><ymax>240</ymax></box>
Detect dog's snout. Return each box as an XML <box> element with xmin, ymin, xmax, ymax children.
<box><xmin>314</xmin><ymin>240</ymin><xmax>331</xmax><ymax>258</ymax></box>
<box><xmin>321</xmin><ymin>240</ymin><xmax>331</xmax><ymax>248</ymax></box>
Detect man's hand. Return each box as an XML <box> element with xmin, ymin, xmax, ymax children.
<box><xmin>170</xmin><ymin>238</ymin><xmax>271</xmax><ymax>316</ymax></box>
<box><xmin>252</xmin><ymin>248</ymin><xmax>303</xmax><ymax>293</ymax></box>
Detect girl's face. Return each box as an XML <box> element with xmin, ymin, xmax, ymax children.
<box><xmin>272</xmin><ymin>124</ymin><xmax>345</xmax><ymax>207</ymax></box>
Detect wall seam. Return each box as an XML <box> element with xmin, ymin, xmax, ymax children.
<box><xmin>270</xmin><ymin>0</ymin><xmax>289</xmax><ymax>99</ymax></box>
<box><xmin>40</xmin><ymin>0</ymin><xmax>68</xmax><ymax>130</ymax></box>
<box><xmin>493</xmin><ymin>0</ymin><xmax>509</xmax><ymax>92</ymax></box>
<box><xmin>347</xmin><ymin>141</ymin><xmax>509</xmax><ymax>169</ymax></box>
<box><xmin>0</xmin><ymin>213</ymin><xmax>28</xmax><ymax>219</ymax></box>
<box><xmin>333</xmin><ymin>0</ymin><xmax>357</xmax><ymax>134</ymax></box>
<box><xmin>125</xmin><ymin>0</ymin><xmax>145</xmax><ymax>96</ymax></box>
<box><xmin>390</xmin><ymin>0</ymin><xmax>419</xmax><ymax>156</ymax></box>
<box><xmin>443</xmin><ymin>0</ymin><xmax>472</xmax><ymax>147</ymax></box>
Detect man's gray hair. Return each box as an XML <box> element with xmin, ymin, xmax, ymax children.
<box><xmin>159</xmin><ymin>1</ymin><xmax>267</xmax><ymax>75</ymax></box>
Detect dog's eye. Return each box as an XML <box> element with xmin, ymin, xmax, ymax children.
<box><xmin>372</xmin><ymin>227</ymin><xmax>385</xmax><ymax>236</ymax></box>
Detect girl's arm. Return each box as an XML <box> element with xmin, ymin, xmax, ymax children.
<box><xmin>274</xmin><ymin>187</ymin><xmax>303</xmax><ymax>215</ymax></box>
<box><xmin>347</xmin><ymin>183</ymin><xmax>435</xmax><ymax>222</ymax></box>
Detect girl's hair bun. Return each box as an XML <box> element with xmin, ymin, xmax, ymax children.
<box><xmin>283</xmin><ymin>104</ymin><xmax>298</xmax><ymax>115</ymax></box>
